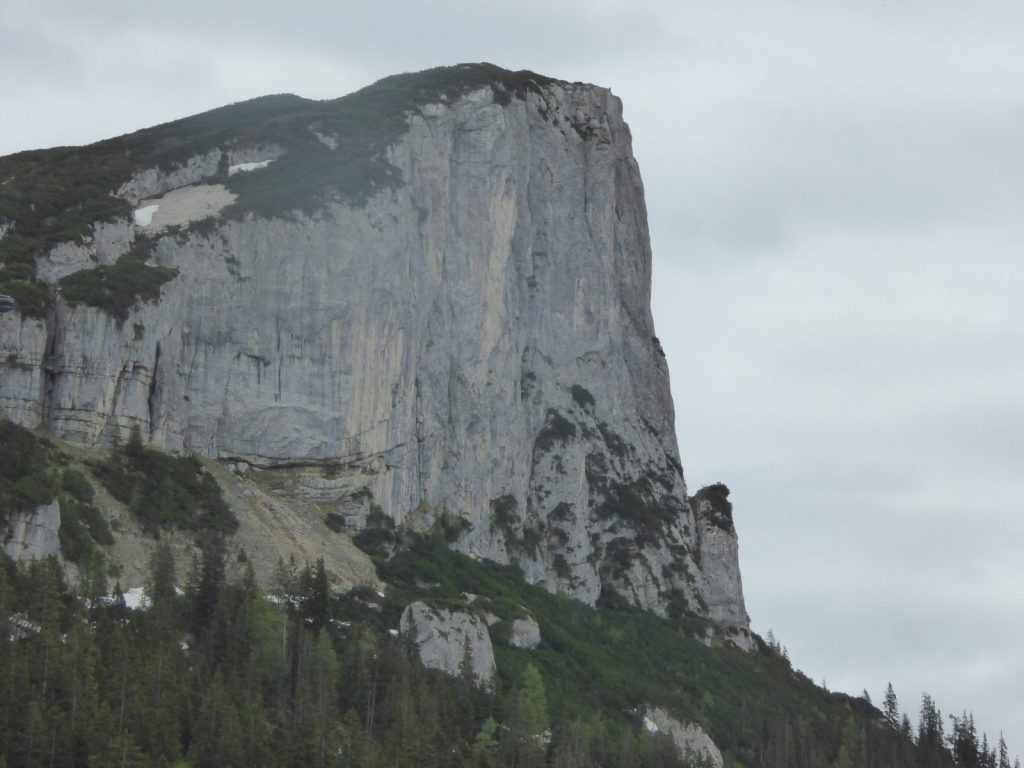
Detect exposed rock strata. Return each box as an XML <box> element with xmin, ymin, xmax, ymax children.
<box><xmin>0</xmin><ymin>66</ymin><xmax>750</xmax><ymax>637</ymax></box>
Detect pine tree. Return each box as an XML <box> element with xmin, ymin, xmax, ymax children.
<box><xmin>981</xmin><ymin>733</ymin><xmax>995</xmax><ymax>768</ymax></box>
<box><xmin>520</xmin><ymin>662</ymin><xmax>549</xmax><ymax>736</ymax></box>
<box><xmin>997</xmin><ymin>734</ymin><xmax>1010</xmax><ymax>768</ymax></box>
<box><xmin>303</xmin><ymin>557</ymin><xmax>330</xmax><ymax>634</ymax></box>
<box><xmin>189</xmin><ymin>671</ymin><xmax>246</xmax><ymax>768</ymax></box>
<box><xmin>310</xmin><ymin>632</ymin><xmax>340</xmax><ymax>766</ymax></box>
<box><xmin>883</xmin><ymin>682</ymin><xmax>899</xmax><ymax>729</ymax></box>
<box><xmin>919</xmin><ymin>692</ymin><xmax>946</xmax><ymax>767</ymax></box>
<box><xmin>471</xmin><ymin>717</ymin><xmax>500</xmax><ymax>767</ymax></box>
<box><xmin>900</xmin><ymin>713</ymin><xmax>913</xmax><ymax>741</ymax></box>
<box><xmin>191</xmin><ymin>536</ymin><xmax>226</xmax><ymax>638</ymax></box>
<box><xmin>950</xmin><ymin>711</ymin><xmax>979</xmax><ymax>768</ymax></box>
<box><xmin>147</xmin><ymin>540</ymin><xmax>177</xmax><ymax>608</ymax></box>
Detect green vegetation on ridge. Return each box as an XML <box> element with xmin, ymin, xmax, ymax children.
<box><xmin>0</xmin><ymin>420</ymin><xmax>58</xmax><ymax>522</ymax></box>
<box><xmin>94</xmin><ymin>426</ymin><xmax>236</xmax><ymax>536</ymax></box>
<box><xmin>1</xmin><ymin>418</ymin><xmax>233</xmax><ymax>563</ymax></box>
<box><xmin>0</xmin><ymin>64</ymin><xmax>559</xmax><ymax>319</ymax></box>
<box><xmin>372</xmin><ymin>538</ymin><xmax>885</xmax><ymax>766</ymax></box>
<box><xmin>57</xmin><ymin>236</ymin><xmax>178</xmax><ymax>321</ymax></box>
<box><xmin>0</xmin><ymin>64</ymin><xmax>557</xmax><ymax>261</ymax></box>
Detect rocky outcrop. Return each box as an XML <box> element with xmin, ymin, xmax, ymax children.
<box><xmin>0</xmin><ymin>310</ymin><xmax>47</xmax><ymax>427</ymax></box>
<box><xmin>399</xmin><ymin>601</ymin><xmax>496</xmax><ymax>685</ymax></box>
<box><xmin>690</xmin><ymin>485</ymin><xmax>751</xmax><ymax>646</ymax></box>
<box><xmin>34</xmin><ymin>219</ymin><xmax>134</xmax><ymax>283</ymax></box>
<box><xmin>3</xmin><ymin>500</ymin><xmax>61</xmax><ymax>562</ymax></box>
<box><xmin>644</xmin><ymin>706</ymin><xmax>723</xmax><ymax>768</ymax></box>
<box><xmin>508</xmin><ymin>615</ymin><xmax>542</xmax><ymax>650</ymax></box>
<box><xmin>115</xmin><ymin>145</ymin><xmax>285</xmax><ymax>205</ymax></box>
<box><xmin>0</xmin><ymin>65</ymin><xmax>750</xmax><ymax>636</ymax></box>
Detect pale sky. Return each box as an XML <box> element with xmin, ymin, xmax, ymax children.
<box><xmin>2</xmin><ymin>0</ymin><xmax>1022</xmax><ymax>754</ymax></box>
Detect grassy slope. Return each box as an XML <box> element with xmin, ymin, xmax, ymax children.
<box><xmin>337</xmin><ymin>538</ymin><xmax>880</xmax><ymax>767</ymax></box>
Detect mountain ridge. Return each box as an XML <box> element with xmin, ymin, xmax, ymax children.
<box><xmin>0</xmin><ymin>63</ymin><xmax>1016</xmax><ymax>768</ymax></box>
<box><xmin>0</xmin><ymin>62</ymin><xmax>751</xmax><ymax>641</ymax></box>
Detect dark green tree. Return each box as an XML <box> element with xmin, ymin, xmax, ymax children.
<box><xmin>883</xmin><ymin>682</ymin><xmax>900</xmax><ymax>729</ymax></box>
<box><xmin>998</xmin><ymin>734</ymin><xmax>1010</xmax><ymax>768</ymax></box>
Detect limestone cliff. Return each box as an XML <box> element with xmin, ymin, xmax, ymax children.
<box><xmin>0</xmin><ymin>64</ymin><xmax>750</xmax><ymax>638</ymax></box>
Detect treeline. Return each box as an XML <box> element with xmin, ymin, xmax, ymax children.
<box><xmin>0</xmin><ymin>543</ymin><xmax>692</xmax><ymax>768</ymax></box>
<box><xmin>759</xmin><ymin>636</ymin><xmax>1019</xmax><ymax>768</ymax></box>
<box><xmin>1</xmin><ymin>538</ymin><xmax>1017</xmax><ymax>768</ymax></box>
<box><xmin>869</xmin><ymin>683</ymin><xmax>1018</xmax><ymax>768</ymax></box>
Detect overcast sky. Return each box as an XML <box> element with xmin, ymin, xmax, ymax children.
<box><xmin>3</xmin><ymin>0</ymin><xmax>1022</xmax><ymax>754</ymax></box>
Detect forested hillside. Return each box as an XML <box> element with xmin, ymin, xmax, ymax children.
<box><xmin>2</xmin><ymin>534</ymin><xmax>1013</xmax><ymax>767</ymax></box>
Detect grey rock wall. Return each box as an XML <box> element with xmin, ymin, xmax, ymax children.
<box><xmin>4</xmin><ymin>500</ymin><xmax>61</xmax><ymax>562</ymax></box>
<box><xmin>0</xmin><ymin>75</ymin><xmax>750</xmax><ymax>637</ymax></box>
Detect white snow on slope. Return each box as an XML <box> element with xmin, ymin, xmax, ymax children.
<box><xmin>102</xmin><ymin>587</ymin><xmax>150</xmax><ymax>610</ymax></box>
<box><xmin>133</xmin><ymin>204</ymin><xmax>159</xmax><ymax>227</ymax></box>
<box><xmin>123</xmin><ymin>587</ymin><xmax>150</xmax><ymax>610</ymax></box>
<box><xmin>228</xmin><ymin>159</ymin><xmax>273</xmax><ymax>175</ymax></box>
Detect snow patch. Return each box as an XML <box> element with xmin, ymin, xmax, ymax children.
<box><xmin>103</xmin><ymin>587</ymin><xmax>151</xmax><ymax>610</ymax></box>
<box><xmin>133</xmin><ymin>205</ymin><xmax>159</xmax><ymax>227</ymax></box>
<box><xmin>123</xmin><ymin>587</ymin><xmax>150</xmax><ymax>610</ymax></box>
<box><xmin>266</xmin><ymin>593</ymin><xmax>302</xmax><ymax>610</ymax></box>
<box><xmin>228</xmin><ymin>159</ymin><xmax>273</xmax><ymax>176</ymax></box>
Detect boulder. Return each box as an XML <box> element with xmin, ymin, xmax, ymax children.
<box><xmin>399</xmin><ymin>601</ymin><xmax>496</xmax><ymax>686</ymax></box>
<box><xmin>644</xmin><ymin>706</ymin><xmax>723</xmax><ymax>768</ymax></box>
<box><xmin>508</xmin><ymin>615</ymin><xmax>541</xmax><ymax>650</ymax></box>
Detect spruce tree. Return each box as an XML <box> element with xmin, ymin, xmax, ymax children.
<box><xmin>919</xmin><ymin>692</ymin><xmax>946</xmax><ymax>766</ymax></box>
<box><xmin>883</xmin><ymin>682</ymin><xmax>899</xmax><ymax>729</ymax></box>
<box><xmin>191</xmin><ymin>536</ymin><xmax>226</xmax><ymax>638</ymax></box>
<box><xmin>998</xmin><ymin>734</ymin><xmax>1010</xmax><ymax>768</ymax></box>
<box><xmin>520</xmin><ymin>662</ymin><xmax>549</xmax><ymax>736</ymax></box>
<box><xmin>303</xmin><ymin>557</ymin><xmax>330</xmax><ymax>634</ymax></box>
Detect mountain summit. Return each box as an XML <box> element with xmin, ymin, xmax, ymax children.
<box><xmin>2</xmin><ymin>63</ymin><xmax>1008</xmax><ymax>768</ymax></box>
<box><xmin>0</xmin><ymin>63</ymin><xmax>749</xmax><ymax>642</ymax></box>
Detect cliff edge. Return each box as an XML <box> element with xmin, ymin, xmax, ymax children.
<box><xmin>0</xmin><ymin>64</ymin><xmax>750</xmax><ymax>640</ymax></box>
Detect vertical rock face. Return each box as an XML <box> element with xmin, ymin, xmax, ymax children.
<box><xmin>690</xmin><ymin>485</ymin><xmax>750</xmax><ymax>636</ymax></box>
<box><xmin>0</xmin><ymin>65</ymin><xmax>749</xmax><ymax>636</ymax></box>
<box><xmin>3</xmin><ymin>501</ymin><xmax>61</xmax><ymax>562</ymax></box>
